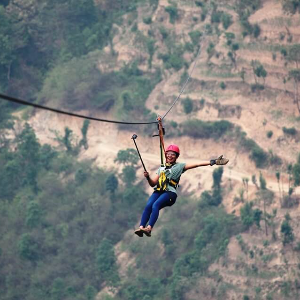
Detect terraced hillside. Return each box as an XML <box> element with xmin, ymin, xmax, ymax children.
<box><xmin>5</xmin><ymin>0</ymin><xmax>300</xmax><ymax>299</ymax></box>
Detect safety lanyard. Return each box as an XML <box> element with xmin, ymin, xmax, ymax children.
<box><xmin>157</xmin><ymin>116</ymin><xmax>165</xmax><ymax>167</ymax></box>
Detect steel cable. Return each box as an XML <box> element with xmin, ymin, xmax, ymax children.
<box><xmin>0</xmin><ymin>93</ymin><xmax>157</xmax><ymax>125</ymax></box>
<box><xmin>161</xmin><ymin>45</ymin><xmax>201</xmax><ymax>120</ymax></box>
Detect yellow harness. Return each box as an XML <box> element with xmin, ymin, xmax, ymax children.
<box><xmin>156</xmin><ymin>164</ymin><xmax>179</xmax><ymax>191</ymax></box>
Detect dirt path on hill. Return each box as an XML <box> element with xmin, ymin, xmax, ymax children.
<box><xmin>27</xmin><ymin>110</ymin><xmax>300</xmax><ymax>203</ymax></box>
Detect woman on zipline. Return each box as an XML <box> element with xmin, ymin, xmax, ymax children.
<box><xmin>134</xmin><ymin>144</ymin><xmax>228</xmax><ymax>237</ymax></box>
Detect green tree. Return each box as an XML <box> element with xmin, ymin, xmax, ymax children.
<box><xmin>259</xmin><ymin>172</ymin><xmax>269</xmax><ymax>235</ymax></box>
<box><xmin>106</xmin><ymin>174</ymin><xmax>119</xmax><ymax>194</ymax></box>
<box><xmin>182</xmin><ymin>97</ymin><xmax>193</xmax><ymax>114</ymax></box>
<box><xmin>26</xmin><ymin>201</ymin><xmax>42</xmax><ymax>228</ymax></box>
<box><xmin>115</xmin><ymin>148</ymin><xmax>139</xmax><ymax>165</ymax></box>
<box><xmin>210</xmin><ymin>167</ymin><xmax>224</xmax><ymax>206</ymax></box>
<box><xmin>282</xmin><ymin>0</ymin><xmax>300</xmax><ymax>14</ymax></box>
<box><xmin>253</xmin><ymin>208</ymin><xmax>262</xmax><ymax>228</ymax></box>
<box><xmin>288</xmin><ymin>44</ymin><xmax>300</xmax><ymax>68</ymax></box>
<box><xmin>40</xmin><ymin>144</ymin><xmax>57</xmax><ymax>170</ymax></box>
<box><xmin>240</xmin><ymin>202</ymin><xmax>254</xmax><ymax>229</ymax></box>
<box><xmin>0</xmin><ymin>6</ymin><xmax>17</xmax><ymax>82</ymax></box>
<box><xmin>221</xmin><ymin>12</ymin><xmax>233</xmax><ymax>29</ymax></box>
<box><xmin>50</xmin><ymin>278</ymin><xmax>66</xmax><ymax>300</ymax></box>
<box><xmin>165</xmin><ymin>5</ymin><xmax>178</xmax><ymax>24</ymax></box>
<box><xmin>212</xmin><ymin>167</ymin><xmax>223</xmax><ymax>190</ymax></box>
<box><xmin>75</xmin><ymin>168</ymin><xmax>88</xmax><ymax>183</ymax></box>
<box><xmin>18</xmin><ymin>233</ymin><xmax>40</xmax><ymax>261</ymax></box>
<box><xmin>16</xmin><ymin>124</ymin><xmax>41</xmax><ymax>190</ymax></box>
<box><xmin>281</xmin><ymin>213</ymin><xmax>294</xmax><ymax>246</ymax></box>
<box><xmin>122</xmin><ymin>165</ymin><xmax>136</xmax><ymax>186</ymax></box>
<box><xmin>288</xmin><ymin>69</ymin><xmax>300</xmax><ymax>114</ymax></box>
<box><xmin>97</xmin><ymin>238</ymin><xmax>119</xmax><ymax>286</ymax></box>
<box><xmin>63</xmin><ymin>127</ymin><xmax>73</xmax><ymax>153</ymax></box>
<box><xmin>189</xmin><ymin>30</ymin><xmax>202</xmax><ymax>46</ymax></box>
<box><xmin>85</xmin><ymin>285</ymin><xmax>97</xmax><ymax>300</ymax></box>
<box><xmin>252</xmin><ymin>60</ymin><xmax>267</xmax><ymax>86</ymax></box>
<box><xmin>293</xmin><ymin>153</ymin><xmax>300</xmax><ymax>186</ymax></box>
<box><xmin>122</xmin><ymin>90</ymin><xmax>134</xmax><ymax>111</ymax></box>
<box><xmin>276</xmin><ymin>171</ymin><xmax>283</xmax><ymax>205</ymax></box>
<box><xmin>79</xmin><ymin>119</ymin><xmax>90</xmax><ymax>150</ymax></box>
<box><xmin>146</xmin><ymin>38</ymin><xmax>156</xmax><ymax>68</ymax></box>
<box><xmin>259</xmin><ymin>172</ymin><xmax>267</xmax><ymax>190</ymax></box>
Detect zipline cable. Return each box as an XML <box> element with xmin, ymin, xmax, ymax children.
<box><xmin>0</xmin><ymin>93</ymin><xmax>157</xmax><ymax>125</ymax></box>
<box><xmin>161</xmin><ymin>45</ymin><xmax>201</xmax><ymax>120</ymax></box>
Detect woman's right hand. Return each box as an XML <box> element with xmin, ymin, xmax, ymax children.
<box><xmin>144</xmin><ymin>171</ymin><xmax>150</xmax><ymax>178</ymax></box>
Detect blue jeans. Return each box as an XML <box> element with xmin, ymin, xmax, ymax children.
<box><xmin>140</xmin><ymin>191</ymin><xmax>177</xmax><ymax>228</ymax></box>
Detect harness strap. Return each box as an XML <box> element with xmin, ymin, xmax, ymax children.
<box><xmin>157</xmin><ymin>116</ymin><xmax>165</xmax><ymax>167</ymax></box>
<box><xmin>156</xmin><ymin>167</ymin><xmax>180</xmax><ymax>191</ymax></box>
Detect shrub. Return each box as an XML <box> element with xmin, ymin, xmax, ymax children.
<box><xmin>282</xmin><ymin>126</ymin><xmax>297</xmax><ymax>136</ymax></box>
<box><xmin>251</xmin><ymin>83</ymin><xmax>264</xmax><ymax>92</ymax></box>
<box><xmin>220</xmin><ymin>82</ymin><xmax>226</xmax><ymax>90</ymax></box>
<box><xmin>293</xmin><ymin>154</ymin><xmax>300</xmax><ymax>186</ymax></box>
<box><xmin>205</xmin><ymin>24</ymin><xmax>212</xmax><ymax>34</ymax></box>
<box><xmin>240</xmin><ymin>202</ymin><xmax>262</xmax><ymax>229</ymax></box>
<box><xmin>114</xmin><ymin>148</ymin><xmax>138</xmax><ymax>165</ymax></box>
<box><xmin>182</xmin><ymin>97</ymin><xmax>193</xmax><ymax>114</ymax></box>
<box><xmin>122</xmin><ymin>277</ymin><xmax>162</xmax><ymax>300</ymax></box>
<box><xmin>207</xmin><ymin>42</ymin><xmax>215</xmax><ymax>57</ymax></box>
<box><xmin>159</xmin><ymin>26</ymin><xmax>168</xmax><ymax>39</ymax></box>
<box><xmin>268</xmin><ymin>150</ymin><xmax>282</xmax><ymax>166</ymax></box>
<box><xmin>221</xmin><ymin>13</ymin><xmax>233</xmax><ymax>29</ymax></box>
<box><xmin>165</xmin><ymin>5</ymin><xmax>178</xmax><ymax>24</ymax></box>
<box><xmin>201</xmin><ymin>7</ymin><xmax>208</xmax><ymax>21</ymax></box>
<box><xmin>106</xmin><ymin>174</ymin><xmax>118</xmax><ymax>194</ymax></box>
<box><xmin>267</xmin><ymin>131</ymin><xmax>273</xmax><ymax>138</ymax></box>
<box><xmin>240</xmin><ymin>18</ymin><xmax>253</xmax><ymax>36</ymax></box>
<box><xmin>122</xmin><ymin>165</ymin><xmax>136</xmax><ymax>186</ymax></box>
<box><xmin>143</xmin><ymin>17</ymin><xmax>152</xmax><ymax>24</ymax></box>
<box><xmin>146</xmin><ymin>38</ymin><xmax>156</xmax><ymax>68</ymax></box>
<box><xmin>281</xmin><ymin>48</ymin><xmax>287</xmax><ymax>57</ymax></box>
<box><xmin>97</xmin><ymin>238</ymin><xmax>120</xmax><ymax>286</ymax></box>
<box><xmin>184</xmin><ymin>42</ymin><xmax>194</xmax><ymax>52</ymax></box>
<box><xmin>281</xmin><ymin>214</ymin><xmax>294</xmax><ymax>246</ymax></box>
<box><xmin>250</xmin><ymin>145</ymin><xmax>268</xmax><ymax>168</ymax></box>
<box><xmin>158</xmin><ymin>48</ymin><xmax>185</xmax><ymax>70</ymax></box>
<box><xmin>182</xmin><ymin>119</ymin><xmax>233</xmax><ymax>140</ymax></box>
<box><xmin>211</xmin><ymin>10</ymin><xmax>222</xmax><ymax>23</ymax></box>
<box><xmin>282</xmin><ymin>0</ymin><xmax>300</xmax><ymax>14</ymax></box>
<box><xmin>189</xmin><ymin>30</ymin><xmax>202</xmax><ymax>46</ymax></box>
<box><xmin>232</xmin><ymin>43</ymin><xmax>239</xmax><ymax>51</ymax></box>
<box><xmin>238</xmin><ymin>133</ymin><xmax>269</xmax><ymax>168</ymax></box>
<box><xmin>253</xmin><ymin>24</ymin><xmax>261</xmax><ymax>38</ymax></box>
<box><xmin>225</xmin><ymin>32</ymin><xmax>235</xmax><ymax>40</ymax></box>
<box><xmin>131</xmin><ymin>23</ymin><xmax>138</xmax><ymax>32</ymax></box>
<box><xmin>170</xmin><ymin>121</ymin><xmax>178</xmax><ymax>128</ymax></box>
<box><xmin>18</xmin><ymin>233</ymin><xmax>41</xmax><ymax>261</ymax></box>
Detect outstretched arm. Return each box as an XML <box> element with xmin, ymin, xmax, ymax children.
<box><xmin>144</xmin><ymin>171</ymin><xmax>159</xmax><ymax>187</ymax></box>
<box><xmin>184</xmin><ymin>156</ymin><xmax>229</xmax><ymax>171</ymax></box>
<box><xmin>184</xmin><ymin>161</ymin><xmax>211</xmax><ymax>171</ymax></box>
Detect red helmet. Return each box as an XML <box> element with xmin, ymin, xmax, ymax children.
<box><xmin>165</xmin><ymin>144</ymin><xmax>180</xmax><ymax>156</ymax></box>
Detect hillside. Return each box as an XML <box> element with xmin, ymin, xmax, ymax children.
<box><xmin>1</xmin><ymin>0</ymin><xmax>300</xmax><ymax>299</ymax></box>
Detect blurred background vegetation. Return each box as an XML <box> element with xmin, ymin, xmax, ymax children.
<box><xmin>1</xmin><ymin>0</ymin><xmax>300</xmax><ymax>299</ymax></box>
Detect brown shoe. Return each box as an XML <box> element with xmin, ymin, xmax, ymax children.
<box><xmin>140</xmin><ymin>228</ymin><xmax>151</xmax><ymax>237</ymax></box>
<box><xmin>134</xmin><ymin>228</ymin><xmax>143</xmax><ymax>237</ymax></box>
